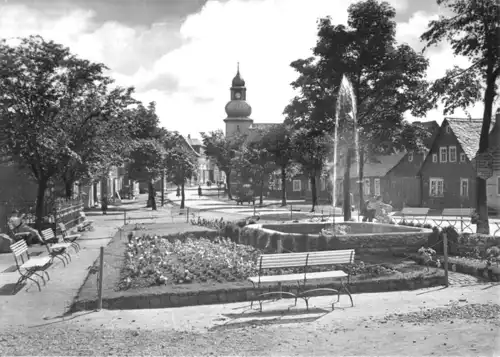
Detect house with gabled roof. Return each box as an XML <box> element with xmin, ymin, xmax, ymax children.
<box><xmin>383</xmin><ymin>120</ymin><xmax>440</xmax><ymax>208</ymax></box>
<box><xmin>417</xmin><ymin>117</ymin><xmax>491</xmax><ymax>210</ymax></box>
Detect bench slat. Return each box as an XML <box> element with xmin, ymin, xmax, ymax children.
<box><xmin>261</xmin><ymin>258</ymin><xmax>308</xmax><ymax>269</ymax></box>
<box><xmin>41</xmin><ymin>229</ymin><xmax>55</xmax><ymax>240</ymax></box>
<box><xmin>442</xmin><ymin>208</ymin><xmax>474</xmax><ymax>216</ymax></box>
<box><xmin>401</xmin><ymin>207</ymin><xmax>429</xmax><ymax>215</ymax></box>
<box><xmin>307</xmin><ymin>256</ymin><xmax>354</xmax><ymax>266</ymax></box>
<box><xmin>11</xmin><ymin>241</ymin><xmax>28</xmax><ymax>256</ymax></box>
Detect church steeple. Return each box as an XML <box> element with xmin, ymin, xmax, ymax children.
<box><xmin>224</xmin><ymin>62</ymin><xmax>253</xmax><ymax>137</ymax></box>
<box><xmin>230</xmin><ymin>62</ymin><xmax>247</xmax><ymax>100</ymax></box>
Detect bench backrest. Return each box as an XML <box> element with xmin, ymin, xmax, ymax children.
<box><xmin>401</xmin><ymin>207</ymin><xmax>429</xmax><ymax>216</ymax></box>
<box><xmin>306</xmin><ymin>249</ymin><xmax>355</xmax><ymax>266</ymax></box>
<box><xmin>258</xmin><ymin>249</ymin><xmax>356</xmax><ymax>270</ymax></box>
<box><xmin>442</xmin><ymin>208</ymin><xmax>474</xmax><ymax>217</ymax></box>
<box><xmin>41</xmin><ymin>229</ymin><xmax>55</xmax><ymax>242</ymax></box>
<box><xmin>10</xmin><ymin>240</ymin><xmax>29</xmax><ymax>265</ymax></box>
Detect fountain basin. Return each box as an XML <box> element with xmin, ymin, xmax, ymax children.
<box><xmin>240</xmin><ymin>222</ymin><xmax>432</xmax><ymax>254</ymax></box>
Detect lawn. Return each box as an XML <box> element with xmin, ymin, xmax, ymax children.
<box><xmin>118</xmin><ymin>233</ymin><xmax>442</xmax><ymax>291</ymax></box>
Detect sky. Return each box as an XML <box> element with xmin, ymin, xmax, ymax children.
<box><xmin>0</xmin><ymin>0</ymin><xmax>488</xmax><ymax>138</ymax></box>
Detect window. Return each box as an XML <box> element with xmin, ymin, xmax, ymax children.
<box><xmin>408</xmin><ymin>152</ymin><xmax>414</xmax><ymax>162</ymax></box>
<box><xmin>440</xmin><ymin>147</ymin><xmax>447</xmax><ymax>162</ymax></box>
<box><xmin>320</xmin><ymin>177</ymin><xmax>326</xmax><ymax>191</ymax></box>
<box><xmin>446</xmin><ymin>126</ymin><xmax>451</xmax><ymax>134</ymax></box>
<box><xmin>292</xmin><ymin>180</ymin><xmax>301</xmax><ymax>192</ymax></box>
<box><xmin>374</xmin><ymin>178</ymin><xmax>381</xmax><ymax>196</ymax></box>
<box><xmin>497</xmin><ymin>176</ymin><xmax>500</xmax><ymax>196</ymax></box>
<box><xmin>429</xmin><ymin>178</ymin><xmax>444</xmax><ymax>197</ymax></box>
<box><xmin>460</xmin><ymin>178</ymin><xmax>469</xmax><ymax>197</ymax></box>
<box><xmin>449</xmin><ymin>146</ymin><xmax>457</xmax><ymax>162</ymax></box>
<box><xmin>432</xmin><ymin>153</ymin><xmax>438</xmax><ymax>163</ymax></box>
<box><xmin>460</xmin><ymin>153</ymin><xmax>466</xmax><ymax>163</ymax></box>
<box><xmin>364</xmin><ymin>178</ymin><xmax>371</xmax><ymax>195</ymax></box>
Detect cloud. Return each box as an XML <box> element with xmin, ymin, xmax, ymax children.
<box><xmin>0</xmin><ymin>0</ymin><xmax>486</xmax><ymax>137</ymax></box>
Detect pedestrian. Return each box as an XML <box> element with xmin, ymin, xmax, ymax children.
<box><xmin>176</xmin><ymin>186</ymin><xmax>180</xmax><ymax>197</ymax></box>
<box><xmin>362</xmin><ymin>196</ymin><xmax>377</xmax><ymax>222</ymax></box>
<box><xmin>101</xmin><ymin>194</ymin><xmax>108</xmax><ymax>215</ymax></box>
<box><xmin>198</xmin><ymin>185</ymin><xmax>202</xmax><ymax>197</ymax></box>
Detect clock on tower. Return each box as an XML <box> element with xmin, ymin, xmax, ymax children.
<box><xmin>235</xmin><ymin>92</ymin><xmax>241</xmax><ymax>99</ymax></box>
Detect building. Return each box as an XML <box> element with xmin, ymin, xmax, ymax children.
<box><xmin>186</xmin><ymin>134</ymin><xmax>224</xmax><ymax>185</ymax></box>
<box><xmin>383</xmin><ymin>121</ymin><xmax>440</xmax><ymax>208</ymax></box>
<box><xmin>417</xmin><ymin>117</ymin><xmax>489</xmax><ymax>210</ymax></box>
<box><xmin>223</xmin><ymin>64</ymin><xmax>281</xmax><ymax>194</ymax></box>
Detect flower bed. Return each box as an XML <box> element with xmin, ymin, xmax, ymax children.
<box><xmin>119</xmin><ymin>233</ymin><xmax>442</xmax><ymax>291</ymax></box>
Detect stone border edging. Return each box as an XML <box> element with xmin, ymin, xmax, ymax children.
<box><xmin>70</xmin><ymin>275</ymin><xmax>445</xmax><ymax>312</ymax></box>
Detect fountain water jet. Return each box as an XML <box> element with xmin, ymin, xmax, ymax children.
<box><xmin>329</xmin><ymin>75</ymin><xmax>360</xmax><ymax>236</ymax></box>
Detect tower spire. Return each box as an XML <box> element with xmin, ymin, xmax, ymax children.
<box><xmin>237</xmin><ymin>61</ymin><xmax>240</xmax><ymax>74</ymax></box>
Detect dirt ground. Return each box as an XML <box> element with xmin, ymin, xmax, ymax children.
<box><xmin>2</xmin><ymin>284</ymin><xmax>499</xmax><ymax>356</ymax></box>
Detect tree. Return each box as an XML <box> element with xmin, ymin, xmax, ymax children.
<box><xmin>291</xmin><ymin>129</ymin><xmax>331</xmax><ymax>212</ymax></box>
<box><xmin>233</xmin><ymin>139</ymin><xmax>275</xmax><ymax>206</ymax></box>
<box><xmin>285</xmin><ymin>0</ymin><xmax>432</xmax><ymax>220</ymax></box>
<box><xmin>200</xmin><ymin>130</ymin><xmax>246</xmax><ymax>200</ymax></box>
<box><xmin>0</xmin><ymin>36</ymin><xmax>134</xmax><ymax>228</ymax></box>
<box><xmin>126</xmin><ymin>102</ymin><xmax>167</xmax><ymax>210</ymax></box>
<box><xmin>164</xmin><ymin>134</ymin><xmax>197</xmax><ymax>209</ymax></box>
<box><xmin>260</xmin><ymin>124</ymin><xmax>298</xmax><ymax>206</ymax></box>
<box><xmin>421</xmin><ymin>0</ymin><xmax>500</xmax><ymax>234</ymax></box>
<box><xmin>58</xmin><ymin>85</ymin><xmax>137</xmax><ymax>197</ymax></box>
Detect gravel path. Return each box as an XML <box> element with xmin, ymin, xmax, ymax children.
<box><xmin>1</xmin><ymin>302</ymin><xmax>498</xmax><ymax>356</ymax></box>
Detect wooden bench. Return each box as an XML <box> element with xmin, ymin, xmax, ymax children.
<box><xmin>395</xmin><ymin>207</ymin><xmax>430</xmax><ymax>225</ymax></box>
<box><xmin>170</xmin><ymin>207</ymin><xmax>191</xmax><ymax>222</ymax></box>
<box><xmin>10</xmin><ymin>240</ymin><xmax>51</xmax><ymax>292</ymax></box>
<box><xmin>437</xmin><ymin>208</ymin><xmax>475</xmax><ymax>233</ymax></box>
<box><xmin>77</xmin><ymin>212</ymin><xmax>94</xmax><ymax>232</ymax></box>
<box><xmin>57</xmin><ymin>223</ymin><xmax>81</xmax><ymax>252</ymax></box>
<box><xmin>248</xmin><ymin>249</ymin><xmax>355</xmax><ymax>312</ymax></box>
<box><xmin>235</xmin><ymin>196</ymin><xmax>256</xmax><ymax>205</ymax></box>
<box><xmin>40</xmin><ymin>229</ymin><xmax>74</xmax><ymax>267</ymax></box>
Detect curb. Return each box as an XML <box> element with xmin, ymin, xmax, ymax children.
<box><xmin>70</xmin><ymin>275</ymin><xmax>445</xmax><ymax>312</ymax></box>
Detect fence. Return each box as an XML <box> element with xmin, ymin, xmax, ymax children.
<box><xmin>0</xmin><ymin>197</ymin><xmax>84</xmax><ymax>235</ymax></box>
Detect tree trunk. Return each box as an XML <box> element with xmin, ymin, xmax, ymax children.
<box><xmin>343</xmin><ymin>149</ymin><xmax>352</xmax><ymax>221</ymax></box>
<box><xmin>180</xmin><ymin>181</ymin><xmax>185</xmax><ymax>209</ymax></box>
<box><xmin>280</xmin><ymin>166</ymin><xmax>287</xmax><ymax>206</ymax></box>
<box><xmin>259</xmin><ymin>178</ymin><xmax>264</xmax><ymax>206</ymax></box>
<box><xmin>64</xmin><ymin>179</ymin><xmax>73</xmax><ymax>199</ymax></box>
<box><xmin>358</xmin><ymin>150</ymin><xmax>365</xmax><ymax>214</ymax></box>
<box><xmin>476</xmin><ymin>71</ymin><xmax>495</xmax><ymax>234</ymax></box>
<box><xmin>225</xmin><ymin>171</ymin><xmax>232</xmax><ymax>200</ymax></box>
<box><xmin>311</xmin><ymin>175</ymin><xmax>318</xmax><ymax>212</ymax></box>
<box><xmin>35</xmin><ymin>177</ymin><xmax>48</xmax><ymax>231</ymax></box>
<box><xmin>148</xmin><ymin>180</ymin><xmax>157</xmax><ymax>210</ymax></box>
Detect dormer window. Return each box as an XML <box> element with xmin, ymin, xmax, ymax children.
<box><xmin>408</xmin><ymin>152</ymin><xmax>414</xmax><ymax>162</ymax></box>
<box><xmin>446</xmin><ymin>126</ymin><xmax>451</xmax><ymax>134</ymax></box>
<box><xmin>432</xmin><ymin>153</ymin><xmax>438</xmax><ymax>163</ymax></box>
<box><xmin>460</xmin><ymin>153</ymin><xmax>466</xmax><ymax>162</ymax></box>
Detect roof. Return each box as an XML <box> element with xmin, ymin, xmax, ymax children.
<box><xmin>445</xmin><ymin>117</ymin><xmax>486</xmax><ymax>160</ymax></box>
<box><xmin>245</xmin><ymin>122</ymin><xmax>282</xmax><ymax>143</ymax></box>
<box><xmin>186</xmin><ymin>135</ymin><xmax>202</xmax><ymax>147</ymax></box>
<box><xmin>334</xmin><ymin>153</ymin><xmax>407</xmax><ymax>178</ymax></box>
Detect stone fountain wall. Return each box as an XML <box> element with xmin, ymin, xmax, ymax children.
<box><xmin>239</xmin><ymin>222</ymin><xmax>431</xmax><ymax>254</ymax></box>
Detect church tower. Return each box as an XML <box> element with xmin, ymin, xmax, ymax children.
<box><xmin>223</xmin><ymin>63</ymin><xmax>253</xmax><ymax>137</ymax></box>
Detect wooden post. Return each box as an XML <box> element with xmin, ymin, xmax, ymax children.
<box><xmin>290</xmin><ymin>205</ymin><xmax>293</xmax><ymax>221</ymax></box>
<box><xmin>97</xmin><ymin>246</ymin><xmax>104</xmax><ymax>311</ymax></box>
<box><xmin>443</xmin><ymin>232</ymin><xmax>449</xmax><ymax>287</ymax></box>
<box><xmin>253</xmin><ymin>202</ymin><xmax>256</xmax><ymax>216</ymax></box>
<box><xmin>186</xmin><ymin>207</ymin><xmax>190</xmax><ymax>223</ymax></box>
<box><xmin>123</xmin><ymin>210</ymin><xmax>127</xmax><ymax>225</ymax></box>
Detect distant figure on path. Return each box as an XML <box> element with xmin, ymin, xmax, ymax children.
<box><xmin>198</xmin><ymin>185</ymin><xmax>202</xmax><ymax>197</ymax></box>
<box><xmin>362</xmin><ymin>196</ymin><xmax>377</xmax><ymax>222</ymax></box>
<box><xmin>101</xmin><ymin>195</ymin><xmax>108</xmax><ymax>215</ymax></box>
<box><xmin>176</xmin><ymin>186</ymin><xmax>180</xmax><ymax>197</ymax></box>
